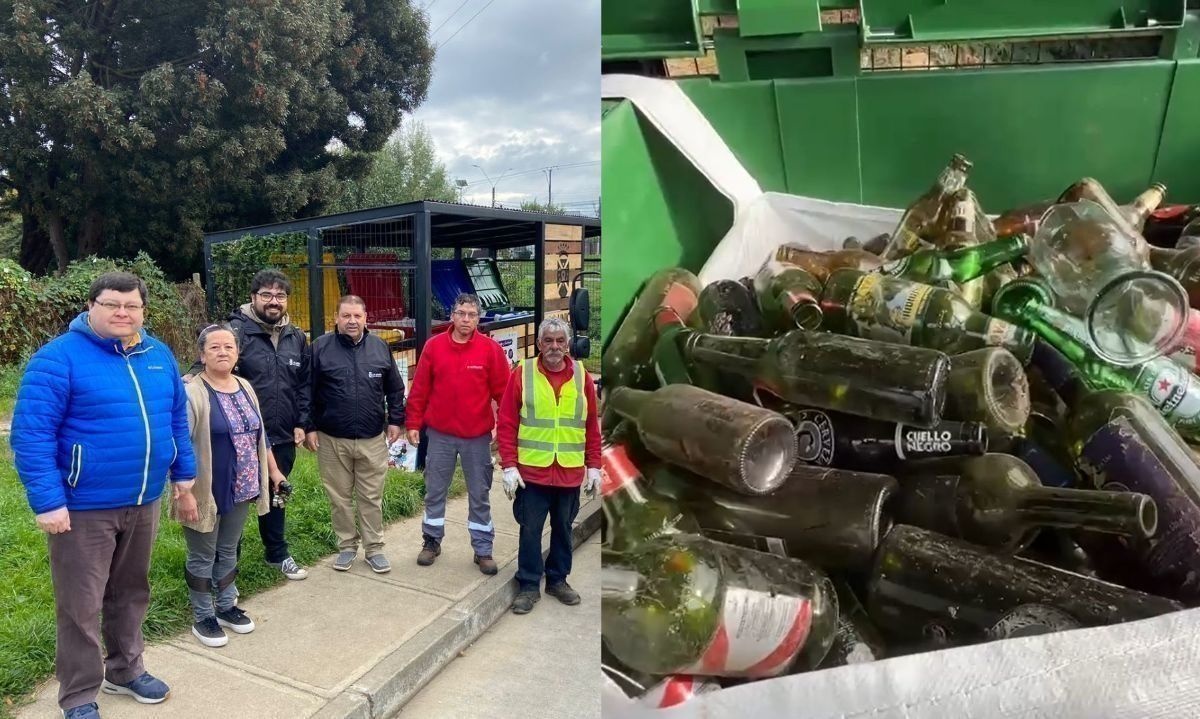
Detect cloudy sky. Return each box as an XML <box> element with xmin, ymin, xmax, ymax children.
<box><xmin>409</xmin><ymin>0</ymin><xmax>601</xmax><ymax>216</ymax></box>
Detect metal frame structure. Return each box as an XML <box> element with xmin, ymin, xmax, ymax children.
<box><xmin>203</xmin><ymin>200</ymin><xmax>600</xmax><ymax>360</ymax></box>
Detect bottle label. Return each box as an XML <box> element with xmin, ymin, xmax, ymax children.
<box><xmin>638</xmin><ymin>676</ymin><xmax>720</xmax><ymax>709</ymax></box>
<box><xmin>679</xmin><ymin>587</ymin><xmax>813</xmax><ymax>677</ymax></box>
<box><xmin>791</xmin><ymin>409</ymin><xmax>836</xmax><ymax>466</ymax></box>
<box><xmin>896</xmin><ymin>225</ymin><xmax>923</xmax><ymax>253</ymax></box>
<box><xmin>985</xmin><ymin>604</ymin><xmax>1080</xmax><ymax>640</ymax></box>
<box><xmin>654</xmin><ymin>283</ymin><xmax>699</xmax><ymax>330</ymax></box>
<box><xmin>984</xmin><ymin>318</ymin><xmax>1020</xmax><ymax>349</ymax></box>
<box><xmin>706</xmin><ymin>529</ymin><xmax>790</xmax><ymax>558</ymax></box>
<box><xmin>1135</xmin><ymin>362</ymin><xmax>1200</xmax><ymax>425</ymax></box>
<box><xmin>849</xmin><ymin>273</ymin><xmax>933</xmax><ymax>343</ymax></box>
<box><xmin>879</xmin><ymin>257</ymin><xmax>911</xmax><ymax>276</ymax></box>
<box><xmin>896</xmin><ymin>425</ymin><xmax>954</xmax><ymax>458</ymax></box>
<box><xmin>601</xmin><ymin>444</ymin><xmax>639</xmax><ymax>498</ymax></box>
<box><xmin>1078</xmin><ymin>417</ymin><xmax>1200</xmax><ymax>595</ymax></box>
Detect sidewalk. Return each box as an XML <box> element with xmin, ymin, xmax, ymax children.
<box><xmin>16</xmin><ymin>474</ymin><xmax>602</xmax><ymax>719</ymax></box>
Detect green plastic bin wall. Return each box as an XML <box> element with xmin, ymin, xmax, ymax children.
<box><xmin>601</xmin><ymin>58</ymin><xmax>1200</xmax><ymax>349</ymax></box>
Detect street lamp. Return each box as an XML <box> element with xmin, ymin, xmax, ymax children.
<box><xmin>472</xmin><ymin>164</ymin><xmax>513</xmax><ymax>208</ymax></box>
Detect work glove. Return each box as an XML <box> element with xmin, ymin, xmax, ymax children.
<box><xmin>502</xmin><ymin>467</ymin><xmax>525</xmax><ymax>500</ymax></box>
<box><xmin>583</xmin><ymin>468</ymin><xmax>601</xmax><ymax>499</ymax></box>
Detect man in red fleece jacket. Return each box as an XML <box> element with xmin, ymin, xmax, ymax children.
<box><xmin>496</xmin><ymin>317</ymin><xmax>601</xmax><ymax>614</ymax></box>
<box><xmin>406</xmin><ymin>293</ymin><xmax>511</xmax><ymax>574</ymax></box>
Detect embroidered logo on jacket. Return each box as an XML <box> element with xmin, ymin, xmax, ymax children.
<box><xmin>368</xmin><ymin>371</ymin><xmax>383</xmax><ymax>378</ymax></box>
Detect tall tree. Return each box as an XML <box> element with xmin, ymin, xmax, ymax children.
<box><xmin>328</xmin><ymin>121</ymin><xmax>457</xmax><ymax>212</ymax></box>
<box><xmin>0</xmin><ymin>0</ymin><xmax>433</xmax><ymax>276</ymax></box>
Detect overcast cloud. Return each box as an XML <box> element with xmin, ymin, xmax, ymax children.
<box><xmin>409</xmin><ymin>0</ymin><xmax>600</xmax><ymax>216</ymax></box>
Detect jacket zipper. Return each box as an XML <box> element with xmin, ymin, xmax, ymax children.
<box><xmin>67</xmin><ymin>444</ymin><xmax>82</xmax><ymax>488</ymax></box>
<box><xmin>119</xmin><ymin>346</ymin><xmax>153</xmax><ymax>505</ymax></box>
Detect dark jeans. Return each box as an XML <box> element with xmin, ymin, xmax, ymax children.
<box><xmin>48</xmin><ymin>500</ymin><xmax>160</xmax><ymax>710</ymax></box>
<box><xmin>239</xmin><ymin>441</ymin><xmax>294</xmax><ymax>564</ymax></box>
<box><xmin>513</xmin><ymin>482</ymin><xmax>580</xmax><ymax>591</ymax></box>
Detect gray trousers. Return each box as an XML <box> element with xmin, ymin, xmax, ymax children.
<box><xmin>421</xmin><ymin>427</ymin><xmax>495</xmax><ymax>555</ymax></box>
<box><xmin>47</xmin><ymin>500</ymin><xmax>160</xmax><ymax>711</ymax></box>
<box><xmin>182</xmin><ymin>501</ymin><xmax>251</xmax><ymax>623</ymax></box>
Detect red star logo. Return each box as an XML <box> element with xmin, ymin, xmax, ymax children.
<box><xmin>1159</xmin><ymin>378</ymin><xmax>1172</xmax><ymax>393</ymax></box>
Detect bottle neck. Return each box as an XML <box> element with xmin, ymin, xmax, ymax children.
<box><xmin>608</xmin><ymin>387</ymin><xmax>652</xmax><ymax>423</ymax></box>
<box><xmin>686</xmin><ymin>333</ymin><xmax>771</xmax><ymax>379</ymax></box>
<box><xmin>1012</xmin><ymin>486</ymin><xmax>1156</xmax><ymax>538</ymax></box>
<box><xmin>1125</xmin><ymin>184</ymin><xmax>1167</xmax><ymax>229</ymax></box>
<box><xmin>943</xmin><ymin>234</ymin><xmax>1029</xmax><ymax>284</ymax></box>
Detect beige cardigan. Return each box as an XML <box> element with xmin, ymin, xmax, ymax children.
<box><xmin>170</xmin><ymin>375</ymin><xmax>271</xmax><ymax>533</ymax></box>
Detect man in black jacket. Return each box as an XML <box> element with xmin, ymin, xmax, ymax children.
<box><xmin>304</xmin><ymin>295</ymin><xmax>406</xmax><ymax>573</ymax></box>
<box><xmin>187</xmin><ymin>269</ymin><xmax>311</xmax><ymax>581</ymax></box>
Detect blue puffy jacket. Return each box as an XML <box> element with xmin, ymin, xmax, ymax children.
<box><xmin>12</xmin><ymin>313</ymin><xmax>198</xmax><ymax>514</ymax></box>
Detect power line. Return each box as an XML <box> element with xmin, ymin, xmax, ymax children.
<box><xmin>430</xmin><ymin>0</ymin><xmax>472</xmax><ymax>37</ymax></box>
<box><xmin>436</xmin><ymin>0</ymin><xmax>499</xmax><ymax>50</ymax></box>
<box><xmin>457</xmin><ymin>161</ymin><xmax>598</xmax><ymax>187</ymax></box>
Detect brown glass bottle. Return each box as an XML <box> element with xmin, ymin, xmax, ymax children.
<box><xmin>993</xmin><ymin>200</ymin><xmax>1055</xmax><ymax>239</ymax></box>
<box><xmin>865</xmin><ymin>525</ymin><xmax>1183</xmax><ymax>647</ymax></box>
<box><xmin>603</xmin><ymin>267</ymin><xmax>703</xmax><ymax>391</ymax></box>
<box><xmin>1121</xmin><ymin>183</ymin><xmax>1167</xmax><ymax>231</ymax></box>
<box><xmin>607</xmin><ymin>384</ymin><xmax>797</xmax><ymax>496</ymax></box>
<box><xmin>892</xmin><ymin>453</ymin><xmax>1156</xmax><ymax>553</ymax></box>
<box><xmin>880</xmin><ymin>154</ymin><xmax>973</xmax><ymax>261</ymax></box>
<box><xmin>645</xmin><ymin>461</ymin><xmax>897</xmax><ymax>572</ymax></box>
<box><xmin>753</xmin><ymin>261</ymin><xmax>824</xmax><ymax>332</ymax></box>
<box><xmin>820</xmin><ymin>269</ymin><xmax>1035</xmax><ymax>363</ymax></box>
<box><xmin>772</xmin><ymin>244</ymin><xmax>882</xmax><ymax>284</ymax></box>
<box><xmin>676</xmin><ymin>328</ymin><xmax>952</xmax><ymax>427</ymax></box>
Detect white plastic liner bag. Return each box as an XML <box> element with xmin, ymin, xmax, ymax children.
<box><xmin>599</xmin><ymin>72</ymin><xmax>1200</xmax><ymax>719</ymax></box>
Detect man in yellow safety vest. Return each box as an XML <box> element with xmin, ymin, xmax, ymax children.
<box><xmin>495</xmin><ymin>317</ymin><xmax>601</xmax><ymax>614</ymax></box>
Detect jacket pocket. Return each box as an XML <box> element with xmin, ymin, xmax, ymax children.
<box><xmin>67</xmin><ymin>444</ymin><xmax>83</xmax><ymax>488</ymax></box>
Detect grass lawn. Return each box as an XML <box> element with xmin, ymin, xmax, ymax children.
<box><xmin>0</xmin><ymin>439</ymin><xmax>463</xmax><ymax>716</ymax></box>
<box><xmin>0</xmin><ymin>365</ymin><xmax>19</xmax><ymax>421</ymax></box>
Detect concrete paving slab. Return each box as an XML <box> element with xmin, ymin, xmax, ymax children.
<box><xmin>168</xmin><ymin>568</ymin><xmax>448</xmax><ymax>693</ymax></box>
<box><xmin>16</xmin><ymin>644</ymin><xmax>326</xmax><ymax>719</ymax></box>
<box><xmin>398</xmin><ymin>537</ymin><xmax>602</xmax><ymax>719</ymax></box>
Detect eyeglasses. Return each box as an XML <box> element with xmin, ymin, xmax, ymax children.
<box><xmin>256</xmin><ymin>292</ymin><xmax>289</xmax><ymax>302</ymax></box>
<box><xmin>95</xmin><ymin>301</ymin><xmax>145</xmax><ymax>312</ymax></box>
<box><xmin>452</xmin><ymin>310</ymin><xmax>479</xmax><ymax>319</ymax></box>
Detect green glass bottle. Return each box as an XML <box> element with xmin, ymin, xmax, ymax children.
<box><xmin>820</xmin><ymin>268</ymin><xmax>1035</xmax><ymax>363</ymax></box>
<box><xmin>819</xmin><ymin>578</ymin><xmax>887</xmax><ymax>668</ymax></box>
<box><xmin>602</xmin><ymin>267</ymin><xmax>704</xmax><ymax>391</ymax></box>
<box><xmin>665</xmin><ymin>327</ymin><xmax>952</xmax><ymax>427</ymax></box>
<box><xmin>601</xmin><ymin>534</ymin><xmax>838</xmax><ymax>677</ymax></box>
<box><xmin>601</xmin><ymin>442</ymin><xmax>699</xmax><ymax>552</ymax></box>
<box><xmin>879</xmin><ymin>234</ymin><xmax>1030</xmax><ymax>288</ymax></box>
<box><xmin>753</xmin><ymin>261</ymin><xmax>824</xmax><ymax>332</ymax></box>
<box><xmin>698</xmin><ymin>279</ymin><xmax>765</xmax><ymax>338</ymax></box>
<box><xmin>606</xmin><ymin>384</ymin><xmax>797</xmax><ymax>496</ymax></box>
<box><xmin>892</xmin><ymin>453</ymin><xmax>1156</xmax><ymax>553</ymax></box>
<box><xmin>992</xmin><ymin>279</ymin><xmax>1200</xmax><ymax>440</ymax></box>
<box><xmin>880</xmin><ymin>154</ymin><xmax>973</xmax><ymax>261</ymax></box>
<box><xmin>944</xmin><ymin>347</ymin><xmax>1031</xmax><ymax>444</ymax></box>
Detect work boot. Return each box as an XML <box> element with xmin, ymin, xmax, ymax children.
<box><xmin>512</xmin><ymin>590</ymin><xmax>540</xmax><ymax>615</ymax></box>
<box><xmin>546</xmin><ymin>581</ymin><xmax>581</xmax><ymax>605</ymax></box>
<box><xmin>474</xmin><ymin>554</ymin><xmax>498</xmax><ymax>575</ymax></box>
<box><xmin>417</xmin><ymin>536</ymin><xmax>441</xmax><ymax>566</ymax></box>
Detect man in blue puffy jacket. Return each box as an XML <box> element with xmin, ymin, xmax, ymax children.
<box><xmin>12</xmin><ymin>272</ymin><xmax>198</xmax><ymax>719</ymax></box>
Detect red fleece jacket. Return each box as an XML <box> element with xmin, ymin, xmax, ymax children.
<box><xmin>497</xmin><ymin>355</ymin><xmax>601</xmax><ymax>488</ymax></box>
<box><xmin>405</xmin><ymin>331</ymin><xmax>510</xmax><ymax>438</ymax></box>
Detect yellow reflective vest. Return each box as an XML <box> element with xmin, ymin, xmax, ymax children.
<box><xmin>517</xmin><ymin>358</ymin><xmax>587</xmax><ymax>468</ymax></box>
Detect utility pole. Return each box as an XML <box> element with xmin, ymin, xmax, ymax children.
<box><xmin>472</xmin><ymin>164</ymin><xmax>513</xmax><ymax>208</ymax></box>
<box><xmin>543</xmin><ymin>166</ymin><xmax>556</xmax><ymax>207</ymax></box>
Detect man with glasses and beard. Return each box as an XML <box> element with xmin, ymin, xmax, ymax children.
<box><xmin>495</xmin><ymin>317</ymin><xmax>601</xmax><ymax>614</ymax></box>
<box><xmin>187</xmin><ymin>269</ymin><xmax>310</xmax><ymax>581</ymax></box>
<box><xmin>405</xmin><ymin>293</ymin><xmax>511</xmax><ymax>574</ymax></box>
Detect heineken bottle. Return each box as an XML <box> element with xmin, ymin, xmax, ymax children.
<box><xmin>819</xmin><ymin>578</ymin><xmax>887</xmax><ymax>669</ymax></box>
<box><xmin>782</xmin><ymin>406</ymin><xmax>987</xmax><ymax>471</ymax></box>
<box><xmin>865</xmin><ymin>525</ymin><xmax>1182</xmax><ymax>647</ymax></box>
<box><xmin>601</xmin><ymin>442</ymin><xmax>698</xmax><ymax>552</ymax></box>
<box><xmin>1120</xmin><ymin>182</ymin><xmax>1167</xmax><ymax>232</ymax></box>
<box><xmin>753</xmin><ymin>260</ymin><xmax>824</xmax><ymax>332</ymax></box>
<box><xmin>891</xmin><ymin>453</ymin><xmax>1156</xmax><ymax>553</ymax></box>
<box><xmin>601</xmin><ymin>533</ymin><xmax>838</xmax><ymax>677</ymax></box>
<box><xmin>944</xmin><ymin>347</ymin><xmax>1031</xmax><ymax>443</ymax></box>
<box><xmin>607</xmin><ymin>384</ymin><xmax>797</xmax><ymax>496</ymax></box>
<box><xmin>698</xmin><ymin>279</ymin><xmax>765</xmax><ymax>337</ymax></box>
<box><xmin>772</xmin><ymin>244</ymin><xmax>882</xmax><ymax>284</ymax></box>
<box><xmin>880</xmin><ymin>154</ymin><xmax>973</xmax><ymax>261</ymax></box>
<box><xmin>603</xmin><ymin>267</ymin><xmax>703</xmax><ymax>391</ymax></box>
<box><xmin>667</xmin><ymin>327</ymin><xmax>952</xmax><ymax>427</ymax></box>
<box><xmin>820</xmin><ymin>268</ymin><xmax>1035</xmax><ymax>363</ymax></box>
<box><xmin>646</xmin><ymin>461</ymin><xmax>897</xmax><ymax>572</ymax></box>
<box><xmin>1035</xmin><ymin>344</ymin><xmax>1200</xmax><ymax>603</ymax></box>
<box><xmin>992</xmin><ymin>279</ymin><xmax>1200</xmax><ymax>440</ymax></box>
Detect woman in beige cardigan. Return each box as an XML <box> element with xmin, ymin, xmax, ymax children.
<box><xmin>172</xmin><ymin>324</ymin><xmax>285</xmax><ymax>648</ymax></box>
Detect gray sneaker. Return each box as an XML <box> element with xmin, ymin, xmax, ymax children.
<box><xmin>332</xmin><ymin>551</ymin><xmax>356</xmax><ymax>571</ymax></box>
<box><xmin>365</xmin><ymin>554</ymin><xmax>391</xmax><ymax>574</ymax></box>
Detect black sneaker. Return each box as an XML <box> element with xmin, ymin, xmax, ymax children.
<box><xmin>215</xmin><ymin>606</ymin><xmax>255</xmax><ymax>634</ymax></box>
<box><xmin>191</xmin><ymin>616</ymin><xmax>228</xmax><ymax>647</ymax></box>
<box><xmin>546</xmin><ymin>581</ymin><xmax>581</xmax><ymax>606</ymax></box>
<box><xmin>512</xmin><ymin>590</ymin><xmax>541</xmax><ymax>615</ymax></box>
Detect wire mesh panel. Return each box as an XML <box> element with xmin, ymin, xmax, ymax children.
<box><xmin>581</xmin><ymin>238</ymin><xmax>601</xmax><ymax>374</ymax></box>
<box><xmin>496</xmin><ymin>244</ymin><xmax>537</xmax><ymax>310</ymax></box>
<box><xmin>209</xmin><ymin>231</ymin><xmax>313</xmax><ymax>330</ymax></box>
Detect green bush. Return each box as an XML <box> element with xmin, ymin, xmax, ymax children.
<box><xmin>210</xmin><ymin>232</ymin><xmax>308</xmax><ymax>320</ymax></box>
